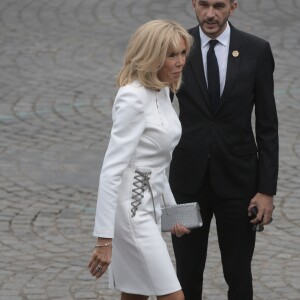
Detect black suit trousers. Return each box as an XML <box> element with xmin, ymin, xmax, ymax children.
<box><xmin>172</xmin><ymin>171</ymin><xmax>256</xmax><ymax>300</ymax></box>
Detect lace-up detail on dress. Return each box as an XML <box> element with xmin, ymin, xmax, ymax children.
<box><xmin>131</xmin><ymin>170</ymin><xmax>157</xmax><ymax>222</ymax></box>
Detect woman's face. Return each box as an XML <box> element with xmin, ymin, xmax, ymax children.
<box><xmin>157</xmin><ymin>37</ymin><xmax>187</xmax><ymax>84</ymax></box>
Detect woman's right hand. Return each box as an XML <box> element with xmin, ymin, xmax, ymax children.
<box><xmin>88</xmin><ymin>238</ymin><xmax>112</xmax><ymax>279</ymax></box>
<box><xmin>171</xmin><ymin>223</ymin><xmax>191</xmax><ymax>238</ymax></box>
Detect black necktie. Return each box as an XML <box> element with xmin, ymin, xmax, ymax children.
<box><xmin>207</xmin><ymin>40</ymin><xmax>220</xmax><ymax>112</ymax></box>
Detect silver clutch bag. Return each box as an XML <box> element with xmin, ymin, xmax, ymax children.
<box><xmin>161</xmin><ymin>202</ymin><xmax>203</xmax><ymax>232</ymax></box>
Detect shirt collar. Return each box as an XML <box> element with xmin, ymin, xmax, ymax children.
<box><xmin>199</xmin><ymin>22</ymin><xmax>231</xmax><ymax>48</ymax></box>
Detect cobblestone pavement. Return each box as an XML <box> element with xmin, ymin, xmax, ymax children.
<box><xmin>0</xmin><ymin>0</ymin><xmax>299</xmax><ymax>299</ymax></box>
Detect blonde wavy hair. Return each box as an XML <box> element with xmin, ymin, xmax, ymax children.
<box><xmin>117</xmin><ymin>20</ymin><xmax>193</xmax><ymax>93</ymax></box>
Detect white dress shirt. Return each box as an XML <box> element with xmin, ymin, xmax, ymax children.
<box><xmin>199</xmin><ymin>22</ymin><xmax>231</xmax><ymax>96</ymax></box>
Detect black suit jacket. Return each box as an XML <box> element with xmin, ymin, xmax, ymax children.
<box><xmin>169</xmin><ymin>24</ymin><xmax>278</xmax><ymax>198</ymax></box>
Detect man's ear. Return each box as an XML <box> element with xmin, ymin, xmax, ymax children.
<box><xmin>192</xmin><ymin>0</ymin><xmax>196</xmax><ymax>10</ymax></box>
<box><xmin>230</xmin><ymin>1</ymin><xmax>238</xmax><ymax>14</ymax></box>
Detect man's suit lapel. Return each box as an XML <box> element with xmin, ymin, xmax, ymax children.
<box><xmin>189</xmin><ymin>27</ymin><xmax>211</xmax><ymax>112</ymax></box>
<box><xmin>218</xmin><ymin>25</ymin><xmax>242</xmax><ymax>110</ymax></box>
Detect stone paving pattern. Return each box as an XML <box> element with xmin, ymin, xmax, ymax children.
<box><xmin>0</xmin><ymin>0</ymin><xmax>299</xmax><ymax>299</ymax></box>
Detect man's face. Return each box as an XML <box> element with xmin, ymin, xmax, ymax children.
<box><xmin>192</xmin><ymin>0</ymin><xmax>237</xmax><ymax>38</ymax></box>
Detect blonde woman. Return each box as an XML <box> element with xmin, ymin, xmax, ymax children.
<box><xmin>88</xmin><ymin>20</ymin><xmax>193</xmax><ymax>300</ymax></box>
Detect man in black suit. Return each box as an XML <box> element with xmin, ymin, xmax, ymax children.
<box><xmin>169</xmin><ymin>1</ymin><xmax>278</xmax><ymax>299</ymax></box>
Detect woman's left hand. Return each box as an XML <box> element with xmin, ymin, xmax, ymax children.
<box><xmin>171</xmin><ymin>223</ymin><xmax>191</xmax><ymax>237</ymax></box>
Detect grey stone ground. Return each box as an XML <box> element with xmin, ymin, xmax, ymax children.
<box><xmin>0</xmin><ymin>0</ymin><xmax>299</xmax><ymax>299</ymax></box>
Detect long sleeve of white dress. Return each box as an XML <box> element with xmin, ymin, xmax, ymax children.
<box><xmin>93</xmin><ymin>85</ymin><xmax>147</xmax><ymax>238</ymax></box>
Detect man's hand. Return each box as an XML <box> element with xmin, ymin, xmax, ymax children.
<box><xmin>248</xmin><ymin>193</ymin><xmax>275</xmax><ymax>225</ymax></box>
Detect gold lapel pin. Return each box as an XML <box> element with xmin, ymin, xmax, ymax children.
<box><xmin>232</xmin><ymin>50</ymin><xmax>239</xmax><ymax>57</ymax></box>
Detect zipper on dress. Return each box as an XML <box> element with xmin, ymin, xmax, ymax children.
<box><xmin>155</xmin><ymin>94</ymin><xmax>164</xmax><ymax>126</ymax></box>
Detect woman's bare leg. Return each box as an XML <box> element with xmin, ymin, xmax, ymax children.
<box><xmin>121</xmin><ymin>292</ymin><xmax>148</xmax><ymax>300</ymax></box>
<box><xmin>157</xmin><ymin>290</ymin><xmax>184</xmax><ymax>300</ymax></box>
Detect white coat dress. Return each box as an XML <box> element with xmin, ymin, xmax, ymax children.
<box><xmin>93</xmin><ymin>80</ymin><xmax>182</xmax><ymax>296</ymax></box>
